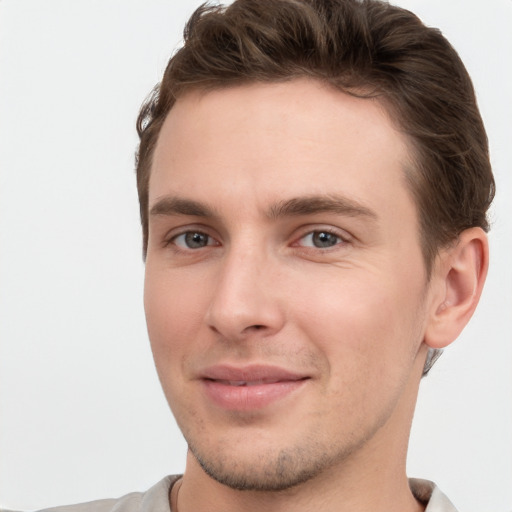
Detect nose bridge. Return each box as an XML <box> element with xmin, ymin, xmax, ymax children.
<box><xmin>205</xmin><ymin>239</ymin><xmax>284</xmax><ymax>339</ymax></box>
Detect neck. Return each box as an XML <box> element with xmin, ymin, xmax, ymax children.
<box><xmin>177</xmin><ymin>457</ymin><xmax>424</xmax><ymax>512</ymax></box>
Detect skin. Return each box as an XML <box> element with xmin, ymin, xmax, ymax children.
<box><xmin>144</xmin><ymin>79</ymin><xmax>488</xmax><ymax>512</ymax></box>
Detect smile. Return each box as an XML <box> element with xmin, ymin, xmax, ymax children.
<box><xmin>215</xmin><ymin>379</ymin><xmax>286</xmax><ymax>387</ymax></box>
<box><xmin>200</xmin><ymin>365</ymin><xmax>309</xmax><ymax>411</ymax></box>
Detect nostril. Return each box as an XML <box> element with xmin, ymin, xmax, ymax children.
<box><xmin>242</xmin><ymin>324</ymin><xmax>266</xmax><ymax>333</ymax></box>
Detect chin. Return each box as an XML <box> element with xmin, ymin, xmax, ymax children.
<box><xmin>187</xmin><ymin>435</ymin><xmax>349</xmax><ymax>492</ymax></box>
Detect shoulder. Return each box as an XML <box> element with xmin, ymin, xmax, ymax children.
<box><xmin>1</xmin><ymin>476</ymin><xmax>180</xmax><ymax>512</ymax></box>
<box><xmin>409</xmin><ymin>478</ymin><xmax>459</xmax><ymax>512</ymax></box>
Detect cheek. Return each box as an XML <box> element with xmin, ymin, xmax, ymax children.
<box><xmin>144</xmin><ymin>269</ymin><xmax>209</xmax><ymax>370</ymax></box>
<box><xmin>290</xmin><ymin>268</ymin><xmax>426</xmax><ymax>377</ymax></box>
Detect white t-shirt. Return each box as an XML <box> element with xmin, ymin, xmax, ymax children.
<box><xmin>2</xmin><ymin>475</ymin><xmax>459</xmax><ymax>512</ymax></box>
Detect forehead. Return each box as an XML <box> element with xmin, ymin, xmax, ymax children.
<box><xmin>150</xmin><ymin>79</ymin><xmax>413</xmax><ymax>217</ymax></box>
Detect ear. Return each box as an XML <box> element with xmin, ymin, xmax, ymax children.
<box><xmin>424</xmin><ymin>227</ymin><xmax>489</xmax><ymax>349</ymax></box>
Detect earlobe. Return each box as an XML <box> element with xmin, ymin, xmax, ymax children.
<box><xmin>424</xmin><ymin>227</ymin><xmax>489</xmax><ymax>349</ymax></box>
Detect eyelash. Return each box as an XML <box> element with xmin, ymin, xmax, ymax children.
<box><xmin>166</xmin><ymin>230</ymin><xmax>219</xmax><ymax>250</ymax></box>
<box><xmin>164</xmin><ymin>226</ymin><xmax>350</xmax><ymax>253</ymax></box>
<box><xmin>294</xmin><ymin>228</ymin><xmax>348</xmax><ymax>250</ymax></box>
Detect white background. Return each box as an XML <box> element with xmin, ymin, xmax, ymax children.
<box><xmin>0</xmin><ymin>1</ymin><xmax>510</xmax><ymax>511</ymax></box>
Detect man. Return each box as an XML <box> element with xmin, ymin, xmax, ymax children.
<box><xmin>134</xmin><ymin>1</ymin><xmax>495</xmax><ymax>511</ymax></box>
<box><xmin>1</xmin><ymin>0</ymin><xmax>497</xmax><ymax>511</ymax></box>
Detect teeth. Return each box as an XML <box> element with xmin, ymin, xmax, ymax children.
<box><xmin>209</xmin><ymin>377</ymin><xmax>295</xmax><ymax>386</ymax></box>
<box><xmin>225</xmin><ymin>379</ymin><xmax>280</xmax><ymax>386</ymax></box>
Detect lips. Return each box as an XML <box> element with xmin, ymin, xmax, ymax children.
<box><xmin>216</xmin><ymin>379</ymin><xmax>282</xmax><ymax>386</ymax></box>
<box><xmin>200</xmin><ymin>365</ymin><xmax>309</xmax><ymax>411</ymax></box>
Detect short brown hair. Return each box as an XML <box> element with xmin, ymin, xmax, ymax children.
<box><xmin>136</xmin><ymin>0</ymin><xmax>494</xmax><ymax>270</ymax></box>
<box><xmin>136</xmin><ymin>0</ymin><xmax>495</xmax><ymax>376</ymax></box>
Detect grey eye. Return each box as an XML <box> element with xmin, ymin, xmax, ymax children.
<box><xmin>300</xmin><ymin>231</ymin><xmax>342</xmax><ymax>248</ymax></box>
<box><xmin>312</xmin><ymin>231</ymin><xmax>340</xmax><ymax>248</ymax></box>
<box><xmin>174</xmin><ymin>231</ymin><xmax>212</xmax><ymax>249</ymax></box>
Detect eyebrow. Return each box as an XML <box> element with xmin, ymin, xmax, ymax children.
<box><xmin>267</xmin><ymin>195</ymin><xmax>378</xmax><ymax>221</ymax></box>
<box><xmin>149</xmin><ymin>196</ymin><xmax>219</xmax><ymax>218</ymax></box>
<box><xmin>149</xmin><ymin>194</ymin><xmax>377</xmax><ymax>221</ymax></box>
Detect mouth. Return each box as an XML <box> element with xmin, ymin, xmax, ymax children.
<box><xmin>199</xmin><ymin>365</ymin><xmax>309</xmax><ymax>411</ymax></box>
<box><xmin>212</xmin><ymin>379</ymin><xmax>288</xmax><ymax>386</ymax></box>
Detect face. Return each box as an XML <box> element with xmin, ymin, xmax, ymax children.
<box><xmin>144</xmin><ymin>79</ymin><xmax>433</xmax><ymax>491</ymax></box>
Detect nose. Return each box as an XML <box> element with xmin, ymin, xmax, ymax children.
<box><xmin>205</xmin><ymin>246</ymin><xmax>286</xmax><ymax>341</ymax></box>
